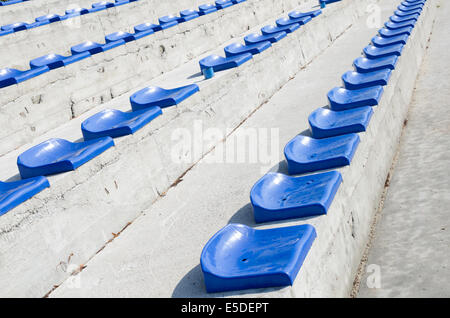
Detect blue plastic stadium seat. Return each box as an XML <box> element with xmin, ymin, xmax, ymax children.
<box><xmin>342</xmin><ymin>69</ymin><xmax>392</xmax><ymax>89</ymax></box>
<box><xmin>29</xmin><ymin>52</ymin><xmax>91</xmax><ymax>70</ymax></box>
<box><xmin>328</xmin><ymin>86</ymin><xmax>384</xmax><ymax>111</ymax></box>
<box><xmin>224</xmin><ymin>41</ymin><xmax>271</xmax><ymax>57</ymax></box>
<box><xmin>398</xmin><ymin>4</ymin><xmax>423</xmax><ymax>12</ymax></box>
<box><xmin>17</xmin><ymin>138</ymin><xmax>115</xmax><ymax>179</ymax></box>
<box><xmin>65</xmin><ymin>8</ymin><xmax>90</xmax><ymax>16</ymax></box>
<box><xmin>179</xmin><ymin>9</ymin><xmax>200</xmax><ymax>22</ymax></box>
<box><xmin>284</xmin><ymin>134</ymin><xmax>360</xmax><ymax>175</ymax></box>
<box><xmin>309</xmin><ymin>106</ymin><xmax>373</xmax><ymax>139</ymax></box>
<box><xmin>0</xmin><ymin>67</ymin><xmax>49</xmax><ymax>88</ymax></box>
<box><xmin>363</xmin><ymin>43</ymin><xmax>404</xmax><ymax>59</ymax></box>
<box><xmin>81</xmin><ymin>107</ymin><xmax>162</xmax><ymax>140</ymax></box>
<box><xmin>105</xmin><ymin>31</ymin><xmax>135</xmax><ymax>43</ymax></box>
<box><xmin>384</xmin><ymin>20</ymin><xmax>416</xmax><ymax>30</ymax></box>
<box><xmin>288</xmin><ymin>9</ymin><xmax>322</xmax><ymax>19</ymax></box>
<box><xmin>379</xmin><ymin>26</ymin><xmax>413</xmax><ymax>38</ymax></box>
<box><xmin>390</xmin><ymin>14</ymin><xmax>419</xmax><ymax>23</ymax></box>
<box><xmin>0</xmin><ymin>0</ymin><xmax>24</xmax><ymax>5</ymax></box>
<box><xmin>201</xmin><ymin>223</ymin><xmax>316</xmax><ymax>293</ymax></box>
<box><xmin>199</xmin><ymin>53</ymin><xmax>252</xmax><ymax>72</ymax></box>
<box><xmin>261</xmin><ymin>23</ymin><xmax>300</xmax><ymax>35</ymax></box>
<box><xmin>276</xmin><ymin>16</ymin><xmax>312</xmax><ymax>27</ymax></box>
<box><xmin>158</xmin><ymin>15</ymin><xmax>180</xmax><ymax>29</ymax></box>
<box><xmin>244</xmin><ymin>32</ymin><xmax>287</xmax><ymax>45</ymax></box>
<box><xmin>394</xmin><ymin>9</ymin><xmax>422</xmax><ymax>17</ymax></box>
<box><xmin>198</xmin><ymin>4</ymin><xmax>218</xmax><ymax>15</ymax></box>
<box><xmin>402</xmin><ymin>0</ymin><xmax>425</xmax><ymax>6</ymax></box>
<box><xmin>372</xmin><ymin>34</ymin><xmax>409</xmax><ymax>47</ymax></box>
<box><xmin>1</xmin><ymin>22</ymin><xmax>29</xmax><ymax>32</ymax></box>
<box><xmin>215</xmin><ymin>0</ymin><xmax>233</xmax><ymax>9</ymax></box>
<box><xmin>114</xmin><ymin>0</ymin><xmax>130</xmax><ymax>6</ymax></box>
<box><xmin>322</xmin><ymin>0</ymin><xmax>342</xmax><ymax>4</ymax></box>
<box><xmin>92</xmin><ymin>1</ymin><xmax>115</xmax><ymax>9</ymax></box>
<box><xmin>353</xmin><ymin>56</ymin><xmax>398</xmax><ymax>73</ymax></box>
<box><xmin>0</xmin><ymin>177</ymin><xmax>50</xmax><ymax>216</ymax></box>
<box><xmin>231</xmin><ymin>0</ymin><xmax>246</xmax><ymax>3</ymax></box>
<box><xmin>130</xmin><ymin>84</ymin><xmax>199</xmax><ymax>111</ymax></box>
<box><xmin>0</xmin><ymin>29</ymin><xmax>14</xmax><ymax>37</ymax></box>
<box><xmin>35</xmin><ymin>14</ymin><xmax>65</xmax><ymax>23</ymax></box>
<box><xmin>250</xmin><ymin>171</ymin><xmax>342</xmax><ymax>223</ymax></box>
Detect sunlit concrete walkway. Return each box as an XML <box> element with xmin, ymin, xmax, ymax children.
<box><xmin>358</xmin><ymin>0</ymin><xmax>450</xmax><ymax>298</ymax></box>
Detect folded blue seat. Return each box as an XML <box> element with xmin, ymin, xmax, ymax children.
<box><xmin>0</xmin><ymin>0</ymin><xmax>24</xmax><ymax>5</ymax></box>
<box><xmin>105</xmin><ymin>31</ymin><xmax>135</xmax><ymax>43</ymax></box>
<box><xmin>250</xmin><ymin>171</ymin><xmax>342</xmax><ymax>223</ymax></box>
<box><xmin>179</xmin><ymin>10</ymin><xmax>200</xmax><ymax>22</ymax></box>
<box><xmin>328</xmin><ymin>86</ymin><xmax>384</xmax><ymax>111</ymax></box>
<box><xmin>29</xmin><ymin>52</ymin><xmax>91</xmax><ymax>70</ymax></box>
<box><xmin>130</xmin><ymin>84</ymin><xmax>199</xmax><ymax>111</ymax></box>
<box><xmin>288</xmin><ymin>9</ymin><xmax>322</xmax><ymax>19</ymax></box>
<box><xmin>65</xmin><ymin>7</ymin><xmax>90</xmax><ymax>17</ymax></box>
<box><xmin>261</xmin><ymin>23</ymin><xmax>300</xmax><ymax>35</ymax></box>
<box><xmin>224</xmin><ymin>41</ymin><xmax>271</xmax><ymax>57</ymax></box>
<box><xmin>90</xmin><ymin>1</ymin><xmax>115</xmax><ymax>12</ymax></box>
<box><xmin>158</xmin><ymin>15</ymin><xmax>180</xmax><ymax>29</ymax></box>
<box><xmin>81</xmin><ymin>107</ymin><xmax>162</xmax><ymax>140</ymax></box>
<box><xmin>201</xmin><ymin>223</ymin><xmax>316</xmax><ymax>293</ymax></box>
<box><xmin>394</xmin><ymin>9</ymin><xmax>422</xmax><ymax>17</ymax></box>
<box><xmin>114</xmin><ymin>0</ymin><xmax>130</xmax><ymax>6</ymax></box>
<box><xmin>390</xmin><ymin>14</ymin><xmax>419</xmax><ymax>23</ymax></box>
<box><xmin>276</xmin><ymin>16</ymin><xmax>312</xmax><ymax>27</ymax></box>
<box><xmin>134</xmin><ymin>23</ymin><xmax>159</xmax><ymax>34</ymax></box>
<box><xmin>0</xmin><ymin>177</ymin><xmax>50</xmax><ymax>216</ymax></box>
<box><xmin>353</xmin><ymin>56</ymin><xmax>398</xmax><ymax>73</ymax></box>
<box><xmin>215</xmin><ymin>0</ymin><xmax>233</xmax><ymax>9</ymax></box>
<box><xmin>199</xmin><ymin>53</ymin><xmax>252</xmax><ymax>72</ymax></box>
<box><xmin>1</xmin><ymin>22</ymin><xmax>30</xmax><ymax>32</ymax></box>
<box><xmin>363</xmin><ymin>43</ymin><xmax>404</xmax><ymax>59</ymax></box>
<box><xmin>309</xmin><ymin>106</ymin><xmax>373</xmax><ymax>139</ymax></box>
<box><xmin>244</xmin><ymin>32</ymin><xmax>287</xmax><ymax>45</ymax></box>
<box><xmin>0</xmin><ymin>67</ymin><xmax>49</xmax><ymax>88</ymax></box>
<box><xmin>401</xmin><ymin>0</ymin><xmax>425</xmax><ymax>6</ymax></box>
<box><xmin>17</xmin><ymin>138</ymin><xmax>115</xmax><ymax>179</ymax></box>
<box><xmin>371</xmin><ymin>34</ymin><xmax>409</xmax><ymax>47</ymax></box>
<box><xmin>0</xmin><ymin>29</ymin><xmax>14</xmax><ymax>37</ymax></box>
<box><xmin>342</xmin><ymin>69</ymin><xmax>392</xmax><ymax>89</ymax></box>
<box><xmin>284</xmin><ymin>134</ymin><xmax>360</xmax><ymax>175</ymax></box>
<box><xmin>379</xmin><ymin>26</ymin><xmax>413</xmax><ymax>38</ymax></box>
<box><xmin>384</xmin><ymin>20</ymin><xmax>416</xmax><ymax>30</ymax></box>
<box><xmin>35</xmin><ymin>14</ymin><xmax>65</xmax><ymax>23</ymax></box>
<box><xmin>198</xmin><ymin>4</ymin><xmax>218</xmax><ymax>15</ymax></box>
<box><xmin>231</xmin><ymin>0</ymin><xmax>246</xmax><ymax>3</ymax></box>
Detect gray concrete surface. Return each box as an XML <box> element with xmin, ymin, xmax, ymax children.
<box><xmin>358</xmin><ymin>0</ymin><xmax>450</xmax><ymax>298</ymax></box>
<box><xmin>48</xmin><ymin>0</ymin><xmax>436</xmax><ymax>298</ymax></box>
<box><xmin>0</xmin><ymin>0</ymin><xmax>366</xmax><ymax>297</ymax></box>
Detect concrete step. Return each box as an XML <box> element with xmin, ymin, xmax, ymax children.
<box><xmin>0</xmin><ymin>0</ymin><xmax>367</xmax><ymax>297</ymax></box>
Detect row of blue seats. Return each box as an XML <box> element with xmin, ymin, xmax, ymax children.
<box><xmin>0</xmin><ymin>0</ymin><xmax>247</xmax><ymax>88</ymax></box>
<box><xmin>200</xmin><ymin>0</ymin><xmax>426</xmax><ymax>293</ymax></box>
<box><xmin>198</xmin><ymin>9</ymin><xmax>322</xmax><ymax>72</ymax></box>
<box><xmin>0</xmin><ymin>0</ymin><xmax>28</xmax><ymax>6</ymax></box>
<box><xmin>0</xmin><ymin>83</ymin><xmax>200</xmax><ymax>216</ymax></box>
<box><xmin>0</xmin><ymin>1</ymin><xmax>138</xmax><ymax>36</ymax></box>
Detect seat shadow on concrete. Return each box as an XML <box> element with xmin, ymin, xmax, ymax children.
<box><xmin>172</xmin><ymin>264</ymin><xmax>286</xmax><ymax>298</ymax></box>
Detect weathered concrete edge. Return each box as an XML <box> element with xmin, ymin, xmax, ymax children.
<box><xmin>0</xmin><ymin>0</ymin><xmax>365</xmax><ymax>297</ymax></box>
